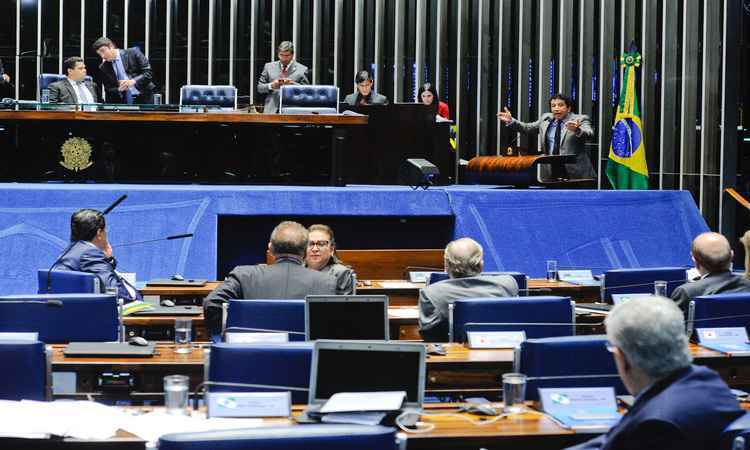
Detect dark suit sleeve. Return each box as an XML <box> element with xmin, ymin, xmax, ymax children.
<box><xmin>78</xmin><ymin>247</ymin><xmax>120</xmax><ymax>292</ymax></box>
<box><xmin>670</xmin><ymin>284</ymin><xmax>691</xmax><ymax>313</ymax></box>
<box><xmin>564</xmin><ymin>434</ymin><xmax>606</xmax><ymax>450</ymax></box>
<box><xmin>203</xmin><ymin>269</ymin><xmax>245</xmax><ymax>337</ymax></box>
<box><xmin>418</xmin><ymin>289</ymin><xmax>446</xmax><ymax>342</ymax></box>
<box><xmin>129</xmin><ymin>48</ymin><xmax>154</xmax><ymax>92</ymax></box>
<box><xmin>48</xmin><ymin>83</ymin><xmax>63</xmax><ymax>104</ymax></box>
<box><xmin>298</xmin><ymin>68</ymin><xmax>310</xmax><ymax>86</ymax></box>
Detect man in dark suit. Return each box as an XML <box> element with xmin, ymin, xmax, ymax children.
<box><xmin>92</xmin><ymin>37</ymin><xmax>156</xmax><ymax>104</ymax></box>
<box><xmin>48</xmin><ymin>57</ymin><xmax>99</xmax><ymax>104</ymax></box>
<box><xmin>257</xmin><ymin>41</ymin><xmax>309</xmax><ymax>113</ymax></box>
<box><xmin>497</xmin><ymin>93</ymin><xmax>595</xmax><ymax>180</ymax></box>
<box><xmin>52</xmin><ymin>209</ymin><xmax>139</xmax><ymax>302</ymax></box>
<box><xmin>203</xmin><ymin>221</ymin><xmax>337</xmax><ymax>336</ymax></box>
<box><xmin>418</xmin><ymin>238</ymin><xmax>518</xmax><ymax>342</ymax></box>
<box><xmin>671</xmin><ymin>232</ymin><xmax>750</xmax><ymax>312</ymax></box>
<box><xmin>567</xmin><ymin>296</ymin><xmax>744</xmax><ymax>450</ymax></box>
<box><xmin>0</xmin><ymin>57</ymin><xmax>9</xmax><ymax>84</ymax></box>
<box><xmin>343</xmin><ymin>70</ymin><xmax>389</xmax><ymax>106</ymax></box>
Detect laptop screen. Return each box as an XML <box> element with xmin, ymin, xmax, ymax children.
<box><xmin>305</xmin><ymin>295</ymin><xmax>389</xmax><ymax>341</ymax></box>
<box><xmin>310</xmin><ymin>341</ymin><xmax>425</xmax><ymax>406</ymax></box>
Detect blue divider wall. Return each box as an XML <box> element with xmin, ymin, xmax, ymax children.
<box><xmin>0</xmin><ymin>184</ymin><xmax>707</xmax><ymax>294</ymax></box>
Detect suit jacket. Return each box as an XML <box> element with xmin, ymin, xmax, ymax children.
<box><xmin>51</xmin><ymin>240</ymin><xmax>139</xmax><ymax>302</ymax></box>
<box><xmin>319</xmin><ymin>261</ymin><xmax>354</xmax><ymax>295</ymax></box>
<box><xmin>98</xmin><ymin>47</ymin><xmax>156</xmax><ymax>103</ymax></box>
<box><xmin>257</xmin><ymin>60</ymin><xmax>310</xmax><ymax>113</ymax></box>
<box><xmin>671</xmin><ymin>271</ymin><xmax>750</xmax><ymax>312</ymax></box>
<box><xmin>507</xmin><ymin>112</ymin><xmax>596</xmax><ymax>179</ymax></box>
<box><xmin>418</xmin><ymin>274</ymin><xmax>519</xmax><ymax>342</ymax></box>
<box><xmin>343</xmin><ymin>92</ymin><xmax>389</xmax><ymax>106</ymax></box>
<box><xmin>48</xmin><ymin>79</ymin><xmax>99</xmax><ymax>104</ymax></box>
<box><xmin>566</xmin><ymin>365</ymin><xmax>744</xmax><ymax>450</ymax></box>
<box><xmin>203</xmin><ymin>256</ymin><xmax>337</xmax><ymax>336</ymax></box>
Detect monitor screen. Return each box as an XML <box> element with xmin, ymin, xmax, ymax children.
<box><xmin>312</xmin><ymin>344</ymin><xmax>424</xmax><ymax>405</ymax></box>
<box><xmin>305</xmin><ymin>295</ymin><xmax>388</xmax><ymax>341</ymax></box>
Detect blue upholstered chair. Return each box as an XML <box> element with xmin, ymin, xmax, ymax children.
<box><xmin>279</xmin><ymin>85</ymin><xmax>339</xmax><ymax>114</ymax></box>
<box><xmin>0</xmin><ymin>293</ymin><xmax>117</xmax><ymax>343</ymax></box>
<box><xmin>39</xmin><ymin>74</ymin><xmax>93</xmax><ymax>95</ymax></box>
<box><xmin>207</xmin><ymin>342</ymin><xmax>313</xmax><ymax>404</ymax></box>
<box><xmin>687</xmin><ymin>293</ymin><xmax>750</xmax><ymax>338</ymax></box>
<box><xmin>514</xmin><ymin>335</ymin><xmax>626</xmax><ymax>401</ymax></box>
<box><xmin>601</xmin><ymin>267</ymin><xmax>687</xmax><ymax>302</ymax></box>
<box><xmin>179</xmin><ymin>85</ymin><xmax>237</xmax><ymax>110</ymax></box>
<box><xmin>158</xmin><ymin>424</ymin><xmax>402</xmax><ymax>450</ymax></box>
<box><xmin>0</xmin><ymin>340</ymin><xmax>48</xmax><ymax>401</ymax></box>
<box><xmin>721</xmin><ymin>412</ymin><xmax>750</xmax><ymax>450</ymax></box>
<box><xmin>224</xmin><ymin>299</ymin><xmax>305</xmax><ymax>342</ymax></box>
<box><xmin>37</xmin><ymin>269</ymin><xmax>102</xmax><ymax>294</ymax></box>
<box><xmin>427</xmin><ymin>271</ymin><xmax>529</xmax><ymax>295</ymax></box>
<box><xmin>450</xmin><ymin>296</ymin><xmax>574</xmax><ymax>343</ymax></box>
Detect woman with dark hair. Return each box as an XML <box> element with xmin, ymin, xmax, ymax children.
<box><xmin>418</xmin><ymin>82</ymin><xmax>450</xmax><ymax>120</ymax></box>
<box><xmin>305</xmin><ymin>224</ymin><xmax>354</xmax><ymax>294</ymax></box>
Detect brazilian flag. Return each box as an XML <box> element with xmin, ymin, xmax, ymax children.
<box><xmin>606</xmin><ymin>48</ymin><xmax>649</xmax><ymax>189</ymax></box>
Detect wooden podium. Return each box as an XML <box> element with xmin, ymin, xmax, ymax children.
<box><xmin>466</xmin><ymin>154</ymin><xmax>595</xmax><ymax>187</ymax></box>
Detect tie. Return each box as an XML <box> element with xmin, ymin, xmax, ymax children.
<box><xmin>75</xmin><ymin>81</ymin><xmax>89</xmax><ymax>104</ymax></box>
<box><xmin>113</xmin><ymin>58</ymin><xmax>134</xmax><ymax>104</ymax></box>
<box><xmin>280</xmin><ymin>65</ymin><xmax>288</xmax><ymax>79</ymax></box>
<box><xmin>552</xmin><ymin>120</ymin><xmax>562</xmax><ymax>155</ymax></box>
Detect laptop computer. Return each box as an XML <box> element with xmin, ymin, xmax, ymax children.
<box><xmin>305</xmin><ymin>295</ymin><xmax>389</xmax><ymax>341</ymax></box>
<box><xmin>64</xmin><ymin>342</ymin><xmax>156</xmax><ymax>357</ymax></box>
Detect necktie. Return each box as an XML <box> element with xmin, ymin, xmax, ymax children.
<box><xmin>280</xmin><ymin>65</ymin><xmax>288</xmax><ymax>79</ymax></box>
<box><xmin>552</xmin><ymin>120</ymin><xmax>562</xmax><ymax>155</ymax></box>
<box><xmin>113</xmin><ymin>58</ymin><xmax>134</xmax><ymax>104</ymax></box>
<box><xmin>75</xmin><ymin>81</ymin><xmax>88</xmax><ymax>104</ymax></box>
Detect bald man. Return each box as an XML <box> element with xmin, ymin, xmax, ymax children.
<box><xmin>671</xmin><ymin>232</ymin><xmax>750</xmax><ymax>312</ymax></box>
<box><xmin>418</xmin><ymin>238</ymin><xmax>519</xmax><ymax>342</ymax></box>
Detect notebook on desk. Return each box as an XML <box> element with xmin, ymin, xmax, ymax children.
<box><xmin>64</xmin><ymin>342</ymin><xmax>156</xmax><ymax>357</ymax></box>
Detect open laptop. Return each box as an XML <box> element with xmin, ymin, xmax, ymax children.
<box><xmin>305</xmin><ymin>295</ymin><xmax>389</xmax><ymax>341</ymax></box>
<box><xmin>306</xmin><ymin>340</ymin><xmax>426</xmax><ymax>417</ymax></box>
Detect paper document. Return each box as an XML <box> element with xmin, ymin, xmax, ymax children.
<box><xmin>378</xmin><ymin>281</ymin><xmax>418</xmax><ymax>289</ymax></box>
<box><xmin>321</xmin><ymin>412</ymin><xmax>387</xmax><ymax>426</ymax></box>
<box><xmin>320</xmin><ymin>391</ymin><xmax>406</xmax><ymax>413</ymax></box>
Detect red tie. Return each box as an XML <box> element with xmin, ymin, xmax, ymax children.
<box><xmin>280</xmin><ymin>65</ymin><xmax>288</xmax><ymax>79</ymax></box>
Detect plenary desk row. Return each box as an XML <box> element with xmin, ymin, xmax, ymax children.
<box><xmin>50</xmin><ymin>343</ymin><xmax>750</xmax><ymax>402</ymax></box>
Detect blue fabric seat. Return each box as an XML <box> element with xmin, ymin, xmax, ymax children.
<box><xmin>158</xmin><ymin>424</ymin><xmax>400</xmax><ymax>450</ymax></box>
<box><xmin>179</xmin><ymin>85</ymin><xmax>237</xmax><ymax>109</ymax></box>
<box><xmin>37</xmin><ymin>269</ymin><xmax>101</xmax><ymax>294</ymax></box>
<box><xmin>688</xmin><ymin>293</ymin><xmax>750</xmax><ymax>338</ymax></box>
<box><xmin>601</xmin><ymin>267</ymin><xmax>687</xmax><ymax>302</ymax></box>
<box><xmin>514</xmin><ymin>335</ymin><xmax>626</xmax><ymax>401</ymax></box>
<box><xmin>450</xmin><ymin>296</ymin><xmax>574</xmax><ymax>343</ymax></box>
<box><xmin>0</xmin><ymin>293</ymin><xmax>117</xmax><ymax>342</ymax></box>
<box><xmin>721</xmin><ymin>412</ymin><xmax>750</xmax><ymax>449</ymax></box>
<box><xmin>279</xmin><ymin>85</ymin><xmax>339</xmax><ymax>114</ymax></box>
<box><xmin>427</xmin><ymin>271</ymin><xmax>528</xmax><ymax>294</ymax></box>
<box><xmin>208</xmin><ymin>342</ymin><xmax>313</xmax><ymax>404</ymax></box>
<box><xmin>0</xmin><ymin>340</ymin><xmax>48</xmax><ymax>401</ymax></box>
<box><xmin>225</xmin><ymin>299</ymin><xmax>305</xmax><ymax>342</ymax></box>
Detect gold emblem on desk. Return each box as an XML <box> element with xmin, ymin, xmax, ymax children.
<box><xmin>59</xmin><ymin>137</ymin><xmax>93</xmax><ymax>172</ymax></box>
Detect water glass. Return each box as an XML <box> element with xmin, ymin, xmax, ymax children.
<box><xmin>546</xmin><ymin>260</ymin><xmax>558</xmax><ymax>281</ymax></box>
<box><xmin>153</xmin><ymin>93</ymin><xmax>162</xmax><ymax>105</ymax></box>
<box><xmin>174</xmin><ymin>318</ymin><xmax>192</xmax><ymax>354</ymax></box>
<box><xmin>502</xmin><ymin>372</ymin><xmax>527</xmax><ymax>413</ymax></box>
<box><xmin>654</xmin><ymin>280</ymin><xmax>668</xmax><ymax>297</ymax></box>
<box><xmin>164</xmin><ymin>375</ymin><xmax>190</xmax><ymax>415</ymax></box>
<box><xmin>41</xmin><ymin>88</ymin><xmax>50</xmax><ymax>104</ymax></box>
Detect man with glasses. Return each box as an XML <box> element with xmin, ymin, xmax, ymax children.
<box><xmin>48</xmin><ymin>57</ymin><xmax>99</xmax><ymax>104</ymax></box>
<box><xmin>257</xmin><ymin>41</ymin><xmax>309</xmax><ymax>113</ymax></box>
<box><xmin>567</xmin><ymin>296</ymin><xmax>743</xmax><ymax>450</ymax></box>
<box><xmin>203</xmin><ymin>221</ymin><xmax>337</xmax><ymax>337</ymax></box>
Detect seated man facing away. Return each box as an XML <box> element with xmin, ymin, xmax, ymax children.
<box><xmin>52</xmin><ymin>208</ymin><xmax>138</xmax><ymax>301</ymax></box>
<box><xmin>418</xmin><ymin>237</ymin><xmax>518</xmax><ymax>342</ymax></box>
<box><xmin>567</xmin><ymin>296</ymin><xmax>744</xmax><ymax>450</ymax></box>
<box><xmin>671</xmin><ymin>231</ymin><xmax>750</xmax><ymax>312</ymax></box>
<box><xmin>203</xmin><ymin>221</ymin><xmax>337</xmax><ymax>336</ymax></box>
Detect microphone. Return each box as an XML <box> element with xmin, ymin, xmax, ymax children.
<box><xmin>45</xmin><ymin>241</ymin><xmax>77</xmax><ymax>293</ymax></box>
<box><xmin>102</xmin><ymin>194</ymin><xmax>127</xmax><ymax>214</ymax></box>
<box><xmin>112</xmin><ymin>233</ymin><xmax>194</xmax><ymax>248</ymax></box>
<box><xmin>193</xmin><ymin>380</ymin><xmax>309</xmax><ymax>410</ymax></box>
<box><xmin>0</xmin><ymin>299</ymin><xmax>63</xmax><ymax>307</ymax></box>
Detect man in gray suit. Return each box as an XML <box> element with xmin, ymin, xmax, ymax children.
<box><xmin>497</xmin><ymin>93</ymin><xmax>595</xmax><ymax>180</ymax></box>
<box><xmin>48</xmin><ymin>57</ymin><xmax>99</xmax><ymax>104</ymax></box>
<box><xmin>257</xmin><ymin>41</ymin><xmax>309</xmax><ymax>113</ymax></box>
<box><xmin>203</xmin><ymin>221</ymin><xmax>337</xmax><ymax>337</ymax></box>
<box><xmin>344</xmin><ymin>70</ymin><xmax>389</xmax><ymax>106</ymax></box>
<box><xmin>419</xmin><ymin>238</ymin><xmax>519</xmax><ymax>342</ymax></box>
<box><xmin>671</xmin><ymin>232</ymin><xmax>750</xmax><ymax>312</ymax></box>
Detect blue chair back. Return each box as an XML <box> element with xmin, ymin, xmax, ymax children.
<box><xmin>0</xmin><ymin>340</ymin><xmax>48</xmax><ymax>401</ymax></box>
<box><xmin>721</xmin><ymin>412</ymin><xmax>750</xmax><ymax>450</ymax></box>
<box><xmin>159</xmin><ymin>424</ymin><xmax>399</xmax><ymax>450</ymax></box>
<box><xmin>688</xmin><ymin>293</ymin><xmax>750</xmax><ymax>338</ymax></box>
<box><xmin>37</xmin><ymin>269</ymin><xmax>101</xmax><ymax>294</ymax></box>
<box><xmin>0</xmin><ymin>294</ymin><xmax>117</xmax><ymax>343</ymax></box>
<box><xmin>208</xmin><ymin>342</ymin><xmax>313</xmax><ymax>404</ymax></box>
<box><xmin>451</xmin><ymin>296</ymin><xmax>574</xmax><ymax>343</ymax></box>
<box><xmin>515</xmin><ymin>335</ymin><xmax>626</xmax><ymax>401</ymax></box>
<box><xmin>279</xmin><ymin>85</ymin><xmax>339</xmax><ymax>114</ymax></box>
<box><xmin>602</xmin><ymin>267</ymin><xmax>687</xmax><ymax>302</ymax></box>
<box><xmin>225</xmin><ymin>300</ymin><xmax>305</xmax><ymax>342</ymax></box>
<box><xmin>428</xmin><ymin>272</ymin><xmax>528</xmax><ymax>294</ymax></box>
<box><xmin>39</xmin><ymin>74</ymin><xmax>93</xmax><ymax>94</ymax></box>
<box><xmin>179</xmin><ymin>85</ymin><xmax>237</xmax><ymax>109</ymax></box>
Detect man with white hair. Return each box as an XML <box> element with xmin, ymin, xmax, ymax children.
<box><xmin>418</xmin><ymin>237</ymin><xmax>518</xmax><ymax>342</ymax></box>
<box><xmin>567</xmin><ymin>296</ymin><xmax>743</xmax><ymax>450</ymax></box>
<box><xmin>671</xmin><ymin>231</ymin><xmax>750</xmax><ymax>312</ymax></box>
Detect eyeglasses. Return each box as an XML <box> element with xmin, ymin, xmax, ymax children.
<box><xmin>308</xmin><ymin>240</ymin><xmax>330</xmax><ymax>249</ymax></box>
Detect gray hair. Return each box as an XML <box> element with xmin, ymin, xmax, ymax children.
<box><xmin>270</xmin><ymin>221</ymin><xmax>308</xmax><ymax>257</ymax></box>
<box><xmin>444</xmin><ymin>238</ymin><xmax>483</xmax><ymax>279</ymax></box>
<box><xmin>605</xmin><ymin>296</ymin><xmax>692</xmax><ymax>379</ymax></box>
<box><xmin>277</xmin><ymin>41</ymin><xmax>295</xmax><ymax>54</ymax></box>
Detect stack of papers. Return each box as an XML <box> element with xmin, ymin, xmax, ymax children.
<box><xmin>317</xmin><ymin>391</ymin><xmax>406</xmax><ymax>426</ymax></box>
<box><xmin>0</xmin><ymin>400</ymin><xmax>125</xmax><ymax>440</ymax></box>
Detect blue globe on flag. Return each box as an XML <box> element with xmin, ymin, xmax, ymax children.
<box><xmin>612</xmin><ymin>118</ymin><xmax>642</xmax><ymax>158</ymax></box>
